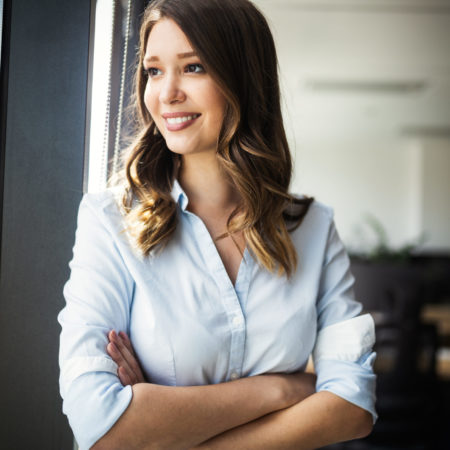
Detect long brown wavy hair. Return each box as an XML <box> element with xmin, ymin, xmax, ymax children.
<box><xmin>120</xmin><ymin>0</ymin><xmax>313</xmax><ymax>277</ymax></box>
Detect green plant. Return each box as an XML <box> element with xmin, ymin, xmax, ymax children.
<box><xmin>350</xmin><ymin>213</ymin><xmax>426</xmax><ymax>262</ymax></box>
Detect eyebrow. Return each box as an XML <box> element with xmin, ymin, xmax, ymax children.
<box><xmin>144</xmin><ymin>51</ymin><xmax>198</xmax><ymax>63</ymax></box>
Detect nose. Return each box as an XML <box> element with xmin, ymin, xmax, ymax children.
<box><xmin>159</xmin><ymin>73</ymin><xmax>185</xmax><ymax>104</ymax></box>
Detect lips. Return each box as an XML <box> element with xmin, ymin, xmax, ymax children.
<box><xmin>162</xmin><ymin>112</ymin><xmax>201</xmax><ymax>132</ymax></box>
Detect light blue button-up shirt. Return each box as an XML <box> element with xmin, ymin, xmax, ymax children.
<box><xmin>58</xmin><ymin>180</ymin><xmax>377</xmax><ymax>450</ymax></box>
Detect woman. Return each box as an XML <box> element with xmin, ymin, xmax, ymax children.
<box><xmin>58</xmin><ymin>0</ymin><xmax>377</xmax><ymax>448</ymax></box>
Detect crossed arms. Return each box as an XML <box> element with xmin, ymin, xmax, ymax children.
<box><xmin>91</xmin><ymin>330</ymin><xmax>373</xmax><ymax>450</ymax></box>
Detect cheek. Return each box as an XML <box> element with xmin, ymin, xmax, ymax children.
<box><xmin>208</xmin><ymin>92</ymin><xmax>227</xmax><ymax>125</ymax></box>
<box><xmin>143</xmin><ymin>84</ymin><xmax>157</xmax><ymax>116</ymax></box>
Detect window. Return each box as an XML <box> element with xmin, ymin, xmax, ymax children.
<box><xmin>86</xmin><ymin>0</ymin><xmax>146</xmax><ymax>193</ymax></box>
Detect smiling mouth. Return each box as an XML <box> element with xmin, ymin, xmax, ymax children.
<box><xmin>164</xmin><ymin>114</ymin><xmax>201</xmax><ymax>131</ymax></box>
<box><xmin>166</xmin><ymin>114</ymin><xmax>200</xmax><ymax>125</ymax></box>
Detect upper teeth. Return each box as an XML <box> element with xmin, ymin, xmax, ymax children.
<box><xmin>166</xmin><ymin>114</ymin><xmax>198</xmax><ymax>124</ymax></box>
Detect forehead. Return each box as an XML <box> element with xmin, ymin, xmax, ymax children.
<box><xmin>145</xmin><ymin>18</ymin><xmax>193</xmax><ymax>57</ymax></box>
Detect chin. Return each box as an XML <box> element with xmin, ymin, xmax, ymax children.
<box><xmin>165</xmin><ymin>141</ymin><xmax>215</xmax><ymax>158</ymax></box>
<box><xmin>165</xmin><ymin>143</ymin><xmax>194</xmax><ymax>156</ymax></box>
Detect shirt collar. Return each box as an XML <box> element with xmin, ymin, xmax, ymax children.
<box><xmin>170</xmin><ymin>179</ymin><xmax>189</xmax><ymax>211</ymax></box>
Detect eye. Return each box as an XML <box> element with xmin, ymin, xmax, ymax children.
<box><xmin>185</xmin><ymin>63</ymin><xmax>205</xmax><ymax>74</ymax></box>
<box><xmin>144</xmin><ymin>67</ymin><xmax>162</xmax><ymax>78</ymax></box>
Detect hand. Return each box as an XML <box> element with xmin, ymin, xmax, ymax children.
<box><xmin>107</xmin><ymin>330</ymin><xmax>147</xmax><ymax>386</ymax></box>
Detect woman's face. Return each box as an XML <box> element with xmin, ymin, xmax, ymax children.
<box><xmin>143</xmin><ymin>18</ymin><xmax>227</xmax><ymax>157</ymax></box>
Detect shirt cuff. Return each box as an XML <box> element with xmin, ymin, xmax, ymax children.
<box><xmin>313</xmin><ymin>314</ymin><xmax>375</xmax><ymax>363</ymax></box>
<box><xmin>312</xmin><ymin>314</ymin><xmax>377</xmax><ymax>423</ymax></box>
<box><xmin>61</xmin><ymin>371</ymin><xmax>133</xmax><ymax>450</ymax></box>
<box><xmin>60</xmin><ymin>356</ymin><xmax>119</xmax><ymax>398</ymax></box>
<box><xmin>315</xmin><ymin>351</ymin><xmax>378</xmax><ymax>423</ymax></box>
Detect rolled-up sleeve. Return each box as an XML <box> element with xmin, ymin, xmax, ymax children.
<box><xmin>58</xmin><ymin>193</ymin><xmax>134</xmax><ymax>449</ymax></box>
<box><xmin>313</xmin><ymin>215</ymin><xmax>377</xmax><ymax>423</ymax></box>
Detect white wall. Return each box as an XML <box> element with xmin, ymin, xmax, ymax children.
<box><xmin>291</xmin><ymin>137</ymin><xmax>426</xmax><ymax>251</ymax></box>
<box><xmin>253</xmin><ymin>0</ymin><xmax>450</xmax><ymax>252</ymax></box>
<box><xmin>421</xmin><ymin>138</ymin><xmax>450</xmax><ymax>250</ymax></box>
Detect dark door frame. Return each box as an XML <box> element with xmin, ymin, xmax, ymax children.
<box><xmin>0</xmin><ymin>0</ymin><xmax>92</xmax><ymax>448</ymax></box>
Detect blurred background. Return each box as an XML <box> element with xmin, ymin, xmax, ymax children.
<box><xmin>0</xmin><ymin>0</ymin><xmax>449</xmax><ymax>448</ymax></box>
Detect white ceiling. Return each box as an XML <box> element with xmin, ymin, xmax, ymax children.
<box><xmin>253</xmin><ymin>0</ymin><xmax>450</xmax><ymax>140</ymax></box>
<box><xmin>256</xmin><ymin>0</ymin><xmax>450</xmax><ymax>12</ymax></box>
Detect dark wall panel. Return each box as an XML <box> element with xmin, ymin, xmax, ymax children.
<box><xmin>0</xmin><ymin>0</ymin><xmax>91</xmax><ymax>448</ymax></box>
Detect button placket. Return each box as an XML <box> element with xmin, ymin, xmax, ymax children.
<box><xmin>186</xmin><ymin>211</ymin><xmax>248</xmax><ymax>383</ymax></box>
<box><xmin>232</xmin><ymin>315</ymin><xmax>243</xmax><ymax>327</ymax></box>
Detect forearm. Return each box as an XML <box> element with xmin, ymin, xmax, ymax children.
<box><xmin>92</xmin><ymin>373</ymin><xmax>305</xmax><ymax>450</ymax></box>
<box><xmin>195</xmin><ymin>391</ymin><xmax>373</xmax><ymax>450</ymax></box>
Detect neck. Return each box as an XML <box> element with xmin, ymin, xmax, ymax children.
<box><xmin>178</xmin><ymin>152</ymin><xmax>240</xmax><ymax>213</ymax></box>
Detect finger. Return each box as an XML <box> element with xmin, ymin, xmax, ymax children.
<box><xmin>111</xmin><ymin>332</ymin><xmax>145</xmax><ymax>382</ymax></box>
<box><xmin>111</xmin><ymin>331</ymin><xmax>144</xmax><ymax>383</ymax></box>
<box><xmin>107</xmin><ymin>342</ymin><xmax>138</xmax><ymax>384</ymax></box>
<box><xmin>109</xmin><ymin>330</ymin><xmax>134</xmax><ymax>359</ymax></box>
<box><xmin>107</xmin><ymin>332</ymin><xmax>139</xmax><ymax>384</ymax></box>
<box><xmin>108</xmin><ymin>329</ymin><xmax>117</xmax><ymax>343</ymax></box>
<box><xmin>117</xmin><ymin>365</ymin><xmax>129</xmax><ymax>386</ymax></box>
<box><xmin>110</xmin><ymin>333</ymin><xmax>138</xmax><ymax>371</ymax></box>
<box><xmin>118</xmin><ymin>366</ymin><xmax>132</xmax><ymax>386</ymax></box>
<box><xmin>118</xmin><ymin>331</ymin><xmax>136</xmax><ymax>357</ymax></box>
<box><xmin>107</xmin><ymin>341</ymin><xmax>127</xmax><ymax>369</ymax></box>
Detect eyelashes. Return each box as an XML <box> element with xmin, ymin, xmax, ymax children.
<box><xmin>185</xmin><ymin>63</ymin><xmax>205</xmax><ymax>74</ymax></box>
<box><xmin>144</xmin><ymin>67</ymin><xmax>162</xmax><ymax>77</ymax></box>
<box><xmin>143</xmin><ymin>63</ymin><xmax>205</xmax><ymax>78</ymax></box>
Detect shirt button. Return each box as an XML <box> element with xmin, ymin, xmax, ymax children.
<box><xmin>230</xmin><ymin>372</ymin><xmax>239</xmax><ymax>381</ymax></box>
<box><xmin>232</xmin><ymin>315</ymin><xmax>243</xmax><ymax>326</ymax></box>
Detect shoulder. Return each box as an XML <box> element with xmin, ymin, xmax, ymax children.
<box><xmin>289</xmin><ymin>193</ymin><xmax>334</xmax><ymax>227</ymax></box>
<box><xmin>79</xmin><ymin>186</ymin><xmax>126</xmax><ymax>219</ymax></box>
<box><xmin>71</xmin><ymin>187</ymin><xmax>142</xmax><ymax>265</ymax></box>
<box><xmin>286</xmin><ymin>195</ymin><xmax>338</xmax><ymax>257</ymax></box>
<box><xmin>76</xmin><ymin>187</ymin><xmax>128</xmax><ymax>237</ymax></box>
<box><xmin>80</xmin><ymin>186</ymin><xmax>124</xmax><ymax>212</ymax></box>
